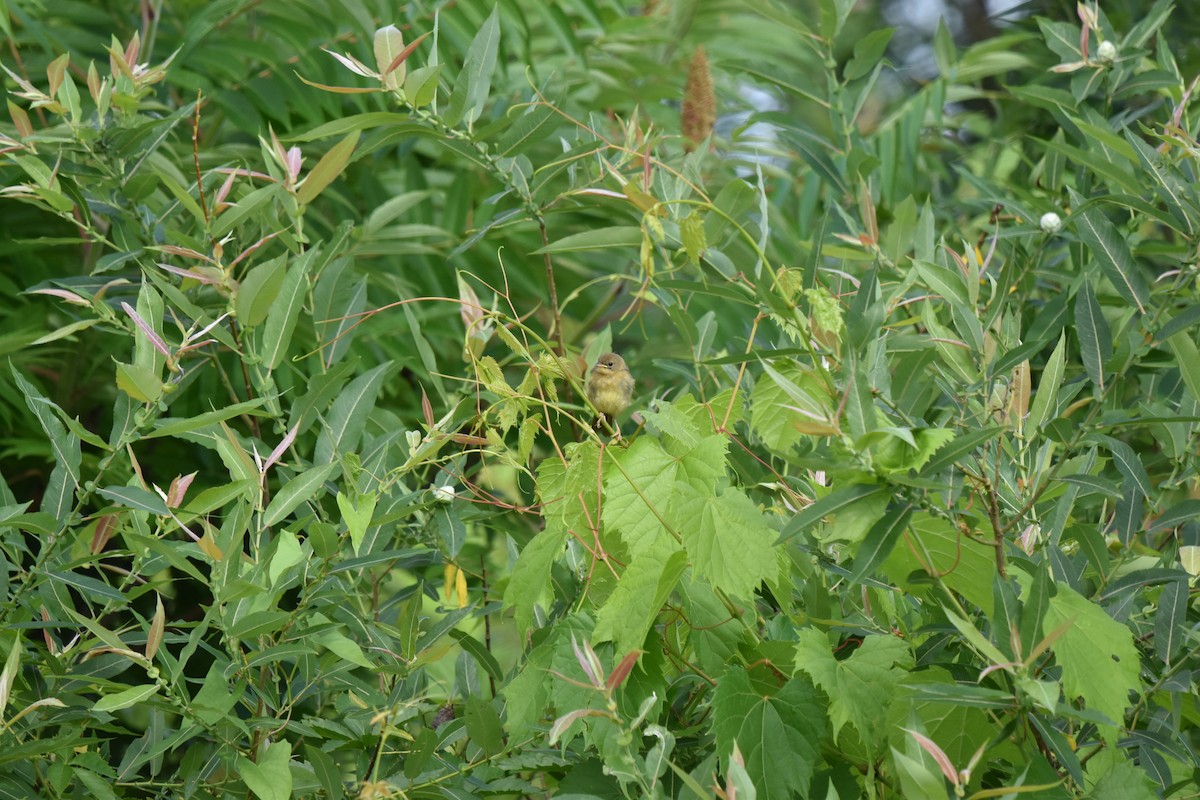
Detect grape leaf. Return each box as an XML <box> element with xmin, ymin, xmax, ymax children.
<box><xmin>594</xmin><ymin>546</ymin><xmax>687</xmax><ymax>654</ymax></box>
<box><xmin>750</xmin><ymin>363</ymin><xmax>837</xmax><ymax>451</ymax></box>
<box><xmin>674</xmin><ymin>485</ymin><xmax>777</xmax><ymax>599</ymax></box>
<box><xmin>679</xmin><ymin>580</ymin><xmax>750</xmax><ymax>676</ymax></box>
<box><xmin>711</xmin><ymin>666</ymin><xmax>826</xmax><ymax>800</ymax></box>
<box><xmin>795</xmin><ymin>629</ymin><xmax>913</xmax><ymax>755</ymax></box>
<box><xmin>504</xmin><ymin>525</ymin><xmax>568</xmax><ymax>633</ymax></box>
<box><xmin>602</xmin><ymin>437</ymin><xmax>678</xmax><ymax>557</ymax></box>
<box><xmin>881</xmin><ymin>513</ymin><xmax>995</xmax><ymax>616</ymax></box>
<box><xmin>1087</xmin><ymin>755</ymin><xmax>1157</xmax><ymax>800</ymax></box>
<box><xmin>1042</xmin><ymin>585</ymin><xmax>1139</xmax><ymax>743</ymax></box>
<box><xmin>536</xmin><ymin>441</ymin><xmax>601</xmax><ymax>533</ymax></box>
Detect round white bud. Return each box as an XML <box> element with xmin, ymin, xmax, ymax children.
<box><xmin>432</xmin><ymin>485</ymin><xmax>456</xmax><ymax>503</ymax></box>
<box><xmin>1039</xmin><ymin>212</ymin><xmax>1063</xmax><ymax>233</ymax></box>
<box><xmin>1097</xmin><ymin>40</ymin><xmax>1116</xmax><ymax>63</ymax></box>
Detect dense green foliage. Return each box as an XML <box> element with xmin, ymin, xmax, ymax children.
<box><xmin>2</xmin><ymin>0</ymin><xmax>1199</xmax><ymax>798</ymax></box>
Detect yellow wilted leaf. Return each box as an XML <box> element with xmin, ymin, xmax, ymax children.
<box><xmin>456</xmin><ymin>566</ymin><xmax>468</xmax><ymax>607</ymax></box>
<box><xmin>443</xmin><ymin>562</ymin><xmax>456</xmax><ymax>603</ymax></box>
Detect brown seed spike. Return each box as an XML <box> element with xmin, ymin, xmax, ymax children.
<box><xmin>682</xmin><ymin>46</ymin><xmax>716</xmax><ymax>153</ymax></box>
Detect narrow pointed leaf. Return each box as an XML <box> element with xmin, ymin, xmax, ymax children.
<box><xmin>1072</xmin><ymin>203</ymin><xmax>1149</xmax><ymax>314</ymax></box>
<box><xmin>849</xmin><ymin>505</ymin><xmax>912</xmax><ymax>585</ymax></box>
<box><xmin>1074</xmin><ymin>281</ymin><xmax>1110</xmax><ymax>390</ymax></box>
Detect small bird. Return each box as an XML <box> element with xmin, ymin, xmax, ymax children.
<box><xmin>586</xmin><ymin>352</ymin><xmax>634</xmax><ymax>436</ymax></box>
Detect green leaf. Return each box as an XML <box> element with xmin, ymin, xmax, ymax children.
<box><xmin>1074</xmin><ymin>281</ymin><xmax>1110</xmax><ymax>390</ymax></box>
<box><xmin>231</xmin><ymin>611</ymin><xmax>291</xmax><ymax>640</ymax></box>
<box><xmin>601</xmin><ymin>437</ymin><xmax>677</xmax><ymax>557</ymax></box>
<box><xmin>536</xmin><ymin>441</ymin><xmax>601</xmax><ymax>534</ymax></box>
<box><xmin>433</xmin><ymin>504</ymin><xmax>465</xmax><ymax>557</ymax></box>
<box><xmin>881</xmin><ymin>513</ymin><xmax>995</xmax><ymax>617</ymax></box>
<box><xmin>96</xmin><ymin>485</ymin><xmax>169</xmax><ymax>516</ymax></box>
<box><xmin>445</xmin><ymin>5</ymin><xmax>501</xmax><ymax>127</ymax></box>
<box><xmin>449</xmin><ymin>629</ymin><xmax>504</xmax><ymax>684</ymax></box>
<box><xmin>870</xmin><ymin>426</ymin><xmax>955</xmax><ymax>474</ymax></box>
<box><xmin>315</xmin><ymin>628</ymin><xmax>373</xmax><ymax>668</ymax></box>
<box><xmin>933</xmin><ymin>18</ymin><xmax>956</xmax><ymax>73</ymax></box>
<box><xmin>944</xmin><ymin>606</ymin><xmax>1008</xmax><ymax>667</ymax></box>
<box><xmin>780</xmin><ymin>483</ymin><xmax>883</xmax><ymax>542</ymax></box>
<box><xmin>903</xmin><ymin>682</ymin><xmax>1013</xmax><ymax>710</ymax></box>
<box><xmin>1152</xmin><ymin>303</ymin><xmax>1200</xmax><ymax>340</ymax></box>
<box><xmin>1154</xmin><ymin>576</ymin><xmax>1186</xmax><ymax>665</ymax></box>
<box><xmin>403</xmin><ymin>63</ymin><xmax>443</xmax><ymax>108</ymax></box>
<box><xmin>263</xmin><ymin>462</ymin><xmax>339</xmax><ymax>527</ymax></box>
<box><xmin>115</xmin><ymin>361</ymin><xmax>163</xmax><ymax>403</ymax></box>
<box><xmin>237</xmin><ymin>740</ymin><xmax>293</xmax><ymax>800</ymax></box>
<box><xmin>1045</xmin><ymin>140</ymin><xmax>1140</xmax><ymax>194</ymax></box>
<box><xmin>191</xmin><ymin>661</ymin><xmax>244</xmax><ymax>725</ymax></box>
<box><xmin>497</xmin><ymin>101</ymin><xmax>559</xmax><ymax>157</ymax></box>
<box><xmin>501</xmin><ymin>636</ymin><xmax>555</xmax><ymax>741</ymax></box>
<box><xmin>73</xmin><ymin>770</ymin><xmax>120</xmax><ymax>800</ymax></box>
<box><xmin>288</xmin><ymin>359</ymin><xmax>355</xmax><ymax>437</ymax></box>
<box><xmin>1027</xmin><ymin>333</ymin><xmax>1066</xmax><ymax>431</ymax></box>
<box><xmin>93</xmin><ymin>684</ymin><xmax>158</xmax><ymax>713</ymax></box>
<box><xmin>306</xmin><ymin>745</ymin><xmax>343</xmax><ymax>800</ymax></box>
<box><xmin>504</xmin><ymin>525</ymin><xmax>568</xmax><ymax>633</ymax></box>
<box><xmin>891</xmin><ymin>743</ymin><xmax>948</xmax><ymax>799</ymax></box>
<box><xmin>751</xmin><ymin>362</ymin><xmax>837</xmax><ymax>450</ymax></box>
<box><xmin>532</xmin><ymin>226</ymin><xmax>643</xmax><ymax>253</ymax></box>
<box><xmin>711</xmin><ymin>667</ymin><xmax>826</xmax><ymax>800</ymax></box>
<box><xmin>268</xmin><ymin>529</ymin><xmax>304</xmax><ymax>585</ymax></box>
<box><xmin>1148</xmin><ymin>499</ymin><xmax>1200</xmax><ymax>533</ymax></box>
<box><xmin>1042</xmin><ymin>585</ymin><xmax>1140</xmax><ymax>744</ymax></box>
<box><xmin>1167</xmin><ymin>331</ymin><xmax>1200</xmax><ymax>407</ymax></box>
<box><xmin>336</xmin><ymin>490</ymin><xmax>376</xmax><ymax>555</ymax></box>
<box><xmin>671</xmin><ymin>433</ymin><xmax>728</xmax><ymax>493</ymax></box>
<box><xmin>818</xmin><ymin>488</ymin><xmax>888</xmax><ymax>546</ymax></box>
<box><xmin>30</xmin><ymin>317</ymin><xmax>101</xmax><ymax>346</ymax></box>
<box><xmin>675</xmin><ymin>486</ymin><xmax>777</xmax><ymax>599</ymax></box>
<box><xmin>11</xmin><ymin>365</ymin><xmax>81</xmax><ymax>523</ymax></box>
<box><xmin>844</xmin><ymin>28</ymin><xmax>894</xmax><ymax>82</ymax></box>
<box><xmin>261</xmin><ymin>248</ymin><xmax>319</xmax><ymax>370</ymax></box>
<box><xmin>843</xmin><ymin>356</ymin><xmax>876</xmax><ymax>441</ymax></box>
<box><xmin>1087</xmin><ymin>755</ymin><xmax>1158</xmax><ymax>800</ymax></box>
<box><xmin>849</xmin><ymin>505</ymin><xmax>912</xmax><ymax>586</ymax></box>
<box><xmin>913</xmin><ymin>259</ymin><xmax>969</xmax><ymax>305</ymax></box>
<box><xmin>0</xmin><ymin>636</ymin><xmax>20</xmax><ymax>719</ymax></box>
<box><xmin>795</xmin><ymin>629</ymin><xmax>912</xmax><ymax>753</ymax></box>
<box><xmin>297</xmin><ymin>130</ymin><xmax>360</xmax><ymax>205</ymax></box>
<box><xmin>464</xmin><ymin>696</ymin><xmax>506</xmax><ymax>756</ymax></box>
<box><xmin>147</xmin><ymin>399</ymin><xmax>269</xmax><ymax>439</ymax></box>
<box><xmin>1071</xmin><ymin>200</ymin><xmax>1150</xmax><ymax>314</ymax></box>
<box><xmin>916</xmin><ymin>424</ymin><xmax>1003</xmax><ymax>474</ymax></box>
<box><xmin>235</xmin><ymin>255</ymin><xmax>287</xmax><ymax>328</ymax></box>
<box><xmin>214</xmin><ymin>422</ymin><xmax>259</xmax><ymax>485</ymax></box>
<box><xmin>1092</xmin><ymin>435</ymin><xmax>1151</xmax><ymax>498</ymax></box>
<box><xmin>1124</xmin><ymin>131</ymin><xmax>1194</xmax><ymax>236</ymax></box>
<box><xmin>594</xmin><ymin>547</ymin><xmax>686</xmax><ymax>654</ymax></box>
<box><xmin>681</xmin><ymin>211</ymin><xmax>707</xmax><ymax>267</ymax></box>
<box><xmin>314</xmin><ymin>361</ymin><xmax>392</xmax><ymax>463</ymax></box>
<box><xmin>47</xmin><ymin>570</ymin><xmax>124</xmax><ymax>603</ymax></box>
<box><xmin>291</xmin><ymin>114</ymin><xmax>426</xmax><ymax>142</ymax></box>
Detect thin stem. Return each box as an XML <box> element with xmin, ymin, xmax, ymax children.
<box><xmin>537</xmin><ymin>217</ymin><xmax>564</xmax><ymax>355</ymax></box>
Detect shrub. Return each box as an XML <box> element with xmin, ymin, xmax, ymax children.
<box><xmin>1</xmin><ymin>1</ymin><xmax>1198</xmax><ymax>798</ymax></box>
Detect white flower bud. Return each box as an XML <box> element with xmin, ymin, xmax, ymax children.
<box><xmin>1039</xmin><ymin>212</ymin><xmax>1062</xmax><ymax>233</ymax></box>
<box><xmin>1097</xmin><ymin>40</ymin><xmax>1116</xmax><ymax>63</ymax></box>
<box><xmin>432</xmin><ymin>485</ymin><xmax>456</xmax><ymax>503</ymax></box>
<box><xmin>405</xmin><ymin>430</ymin><xmax>422</xmax><ymax>454</ymax></box>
